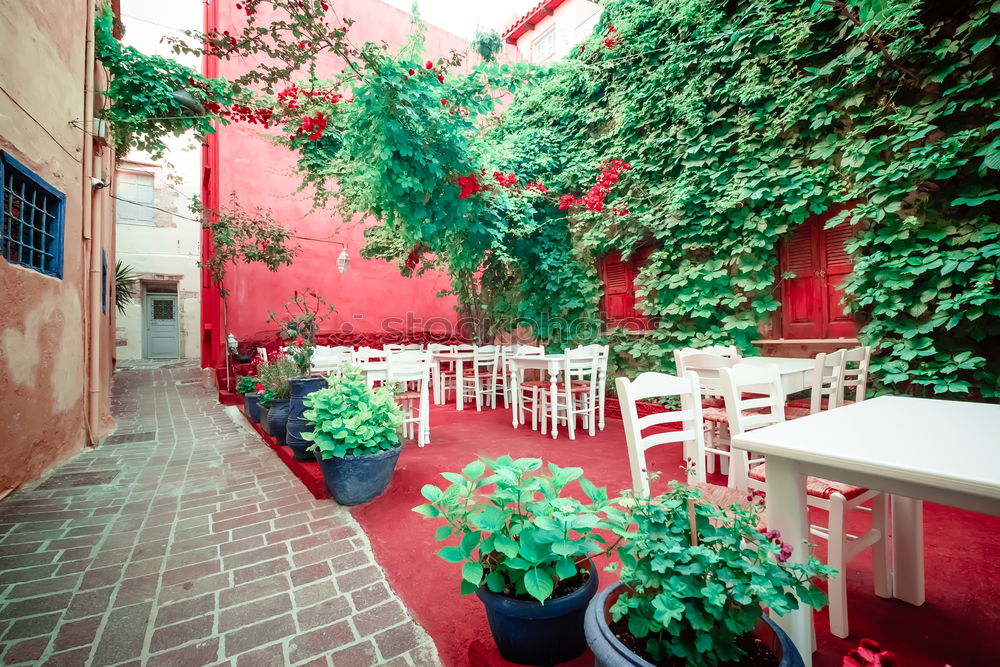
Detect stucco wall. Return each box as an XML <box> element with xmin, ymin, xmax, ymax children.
<box><xmin>209</xmin><ymin>0</ymin><xmax>465</xmax><ymax>351</ymax></box>
<box><xmin>505</xmin><ymin>0</ymin><xmax>602</xmax><ymax>63</ymax></box>
<box><xmin>0</xmin><ymin>1</ymin><xmax>116</xmax><ymax>496</ymax></box>
<box><xmin>115</xmin><ymin>0</ymin><xmax>203</xmax><ymax>360</ymax></box>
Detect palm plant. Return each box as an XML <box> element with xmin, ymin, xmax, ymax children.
<box><xmin>115</xmin><ymin>260</ymin><xmax>136</xmax><ymax>315</ymax></box>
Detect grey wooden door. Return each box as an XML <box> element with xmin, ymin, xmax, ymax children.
<box><xmin>144</xmin><ymin>294</ymin><xmax>179</xmax><ymax>358</ymax></box>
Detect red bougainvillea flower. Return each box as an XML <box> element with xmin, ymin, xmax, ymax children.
<box><xmin>437</xmin><ymin>74</ymin><xmax>445</xmax><ymax>84</ymax></box>
<box><xmin>425</xmin><ymin>60</ymin><xmax>434</xmax><ymax>69</ymax></box>
<box><xmin>455</xmin><ymin>172</ymin><xmax>484</xmax><ymax>199</ymax></box>
<box><xmin>492</xmin><ymin>172</ymin><xmax>518</xmax><ymax>188</ymax></box>
<box><xmin>557</xmin><ymin>194</ymin><xmax>578</xmax><ymax>210</ymax></box>
<box><xmin>441</xmin><ymin>98</ymin><xmax>448</xmax><ymax>106</ymax></box>
<box><xmin>524</xmin><ymin>180</ymin><xmax>548</xmax><ymax>194</ymax></box>
<box><xmin>408</xmin><ymin>69</ymin><xmax>415</xmax><ymax>75</ymax></box>
<box><xmin>295</xmin><ymin>337</ymin><xmax>305</xmax><ymax>346</ymax></box>
<box><xmin>254</xmin><ymin>383</ymin><xmax>265</xmax><ymax>392</ymax></box>
<box><xmin>602</xmin><ymin>25</ymin><xmax>621</xmax><ymax>49</ymax></box>
<box><xmin>308</xmin><ymin>289</ymin><xmax>317</xmax><ymax>297</ymax></box>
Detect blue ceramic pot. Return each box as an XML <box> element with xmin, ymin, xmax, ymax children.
<box><xmin>475</xmin><ymin>559</ymin><xmax>598</xmax><ymax>666</ymax></box>
<box><xmin>317</xmin><ymin>446</ymin><xmax>402</xmax><ymax>506</ymax></box>
<box><xmin>243</xmin><ymin>393</ymin><xmax>261</xmax><ymax>423</ymax></box>
<box><xmin>267</xmin><ymin>399</ymin><xmax>290</xmax><ymax>446</ymax></box>
<box><xmin>584</xmin><ymin>583</ymin><xmax>804</xmax><ymax>667</ymax></box>
<box><xmin>285</xmin><ymin>376</ymin><xmax>326</xmax><ymax>461</ymax></box>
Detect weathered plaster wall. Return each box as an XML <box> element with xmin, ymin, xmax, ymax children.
<box><xmin>0</xmin><ymin>1</ymin><xmax>115</xmax><ymax>496</ymax></box>
<box><xmin>210</xmin><ymin>0</ymin><xmax>464</xmax><ymax>349</ymax></box>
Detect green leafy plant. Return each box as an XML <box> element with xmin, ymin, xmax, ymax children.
<box><xmin>235</xmin><ymin>376</ymin><xmax>257</xmax><ymax>395</ymax></box>
<box><xmin>606</xmin><ymin>483</ymin><xmax>833</xmax><ymax>666</ymax></box>
<box><xmin>267</xmin><ymin>289</ymin><xmax>335</xmax><ymax>376</ymax></box>
<box><xmin>412</xmin><ymin>456</ymin><xmax>618</xmax><ymax>602</ymax></box>
<box><xmin>114</xmin><ymin>259</ymin><xmax>136</xmax><ymax>315</ymax></box>
<box><xmin>301</xmin><ymin>365</ymin><xmax>403</xmax><ymax>459</ymax></box>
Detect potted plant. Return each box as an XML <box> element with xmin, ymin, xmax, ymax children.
<box><xmin>256</xmin><ymin>382</ymin><xmax>271</xmax><ymax>433</ymax></box>
<box><xmin>302</xmin><ymin>365</ymin><xmax>404</xmax><ymax>505</ymax></box>
<box><xmin>268</xmin><ymin>290</ymin><xmax>334</xmax><ymax>461</ymax></box>
<box><xmin>413</xmin><ymin>456</ymin><xmax>616</xmax><ymax>666</ymax></box>
<box><xmin>235</xmin><ymin>376</ymin><xmax>261</xmax><ymax>422</ymax></box>
<box><xmin>257</xmin><ymin>358</ymin><xmax>297</xmax><ymax>445</ymax></box>
<box><xmin>585</xmin><ymin>482</ymin><xmax>833</xmax><ymax>667</ymax></box>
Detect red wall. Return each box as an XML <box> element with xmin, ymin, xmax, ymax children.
<box><xmin>203</xmin><ymin>0</ymin><xmax>466</xmax><ymax>366</ymax></box>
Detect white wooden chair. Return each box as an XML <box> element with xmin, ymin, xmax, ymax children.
<box><xmin>386</xmin><ymin>350</ymin><xmax>431</xmax><ymax>447</ymax></box>
<box><xmin>571</xmin><ymin>344</ymin><xmax>610</xmax><ymax>430</ymax></box>
<box><xmin>458</xmin><ymin>345</ymin><xmax>498</xmax><ymax>411</ymax></box>
<box><xmin>383</xmin><ymin>344</ymin><xmax>404</xmax><ymax>353</ymax></box>
<box><xmin>676</xmin><ymin>352</ymin><xmax>741</xmax><ymax>474</ymax></box>
<box><xmin>786</xmin><ymin>349</ymin><xmax>846</xmax><ymax>417</ymax></box>
<box><xmin>616</xmin><ymin>371</ymin><xmax>707</xmax><ymax>494</ymax></box>
<box><xmin>353</xmin><ymin>346</ymin><xmax>385</xmax><ymax>363</ymax></box>
<box><xmin>539</xmin><ymin>348</ymin><xmax>599</xmax><ymax>440</ymax></box>
<box><xmin>310</xmin><ymin>346</ymin><xmax>351</xmax><ymax>375</ymax></box>
<box><xmin>838</xmin><ymin>346</ymin><xmax>871</xmax><ymax>406</ymax></box>
<box><xmin>674</xmin><ymin>346</ymin><xmax>739</xmax><ymax>407</ymax></box>
<box><xmin>454</xmin><ymin>343</ymin><xmax>476</xmax><ymax>352</ymax></box>
<box><xmin>256</xmin><ymin>347</ymin><xmax>269</xmax><ymax>363</ymax></box>
<box><xmin>720</xmin><ymin>362</ymin><xmax>890</xmax><ymax>639</ymax></box>
<box><xmin>507</xmin><ymin>345</ymin><xmax>546</xmax><ymax>429</ymax></box>
<box><xmin>401</xmin><ymin>343</ymin><xmax>424</xmax><ymax>351</ymax></box>
<box><xmin>427</xmin><ymin>343</ymin><xmax>456</xmax><ymax>402</ymax></box>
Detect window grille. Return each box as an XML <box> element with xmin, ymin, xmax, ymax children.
<box><xmin>115</xmin><ymin>170</ymin><xmax>155</xmax><ymax>224</ymax></box>
<box><xmin>1</xmin><ymin>152</ymin><xmax>66</xmax><ymax>278</ymax></box>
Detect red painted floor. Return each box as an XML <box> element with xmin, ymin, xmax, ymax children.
<box><xmin>350</xmin><ymin>403</ymin><xmax>1000</xmax><ymax>667</ymax></box>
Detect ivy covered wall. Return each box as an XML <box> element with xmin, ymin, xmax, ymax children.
<box><xmin>480</xmin><ymin>0</ymin><xmax>999</xmax><ymax>398</ymax></box>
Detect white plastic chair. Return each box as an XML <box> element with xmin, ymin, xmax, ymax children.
<box><xmin>616</xmin><ymin>371</ymin><xmax>707</xmax><ymax>494</ymax></box>
<box><xmin>458</xmin><ymin>345</ymin><xmax>498</xmax><ymax>411</ymax></box>
<box><xmin>837</xmin><ymin>346</ymin><xmax>871</xmax><ymax>406</ymax></box>
<box><xmin>720</xmin><ymin>362</ymin><xmax>890</xmax><ymax>638</ymax></box>
<box><xmin>386</xmin><ymin>350</ymin><xmax>431</xmax><ymax>447</ymax></box>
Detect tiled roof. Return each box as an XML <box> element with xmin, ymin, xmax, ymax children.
<box><xmin>501</xmin><ymin>0</ymin><xmax>567</xmax><ymax>45</ymax></box>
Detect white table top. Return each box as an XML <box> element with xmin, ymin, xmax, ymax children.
<box><xmin>731</xmin><ymin>396</ymin><xmax>1000</xmax><ymax>506</ymax></box>
<box><xmin>431</xmin><ymin>352</ymin><xmax>475</xmax><ymax>360</ymax></box>
<box><xmin>742</xmin><ymin>356</ymin><xmax>814</xmax><ymax>373</ymax></box>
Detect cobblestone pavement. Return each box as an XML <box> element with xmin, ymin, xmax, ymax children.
<box><xmin>0</xmin><ymin>361</ymin><xmax>441</xmax><ymax>667</ymax></box>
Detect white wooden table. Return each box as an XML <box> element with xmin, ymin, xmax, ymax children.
<box><xmin>730</xmin><ymin>396</ymin><xmax>1000</xmax><ymax>665</ymax></box>
<box><xmin>430</xmin><ymin>352</ymin><xmax>475</xmax><ymax>407</ymax></box>
<box><xmin>358</xmin><ymin>361</ymin><xmax>387</xmax><ymax>387</ymax></box>
<box><xmin>507</xmin><ymin>354</ymin><xmax>566</xmax><ymax>439</ymax></box>
<box><xmin>742</xmin><ymin>356</ymin><xmax>815</xmax><ymax>395</ymax></box>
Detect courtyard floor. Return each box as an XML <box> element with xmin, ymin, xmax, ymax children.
<box><xmin>0</xmin><ymin>361</ymin><xmax>439</xmax><ymax>667</ymax></box>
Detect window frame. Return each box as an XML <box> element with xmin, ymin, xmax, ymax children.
<box><xmin>531</xmin><ymin>27</ymin><xmax>557</xmax><ymax>62</ymax></box>
<box><xmin>1</xmin><ymin>151</ymin><xmax>66</xmax><ymax>279</ymax></box>
<box><xmin>115</xmin><ymin>168</ymin><xmax>157</xmax><ymax>226</ymax></box>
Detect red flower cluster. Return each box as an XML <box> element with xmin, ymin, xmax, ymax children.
<box><xmin>277</xmin><ymin>85</ymin><xmax>302</xmax><ymax>109</ymax></box>
<box><xmin>441</xmin><ymin>98</ymin><xmax>448</xmax><ymax>106</ymax></box>
<box><xmin>611</xmin><ymin>205</ymin><xmax>629</xmax><ymax>217</ymax></box>
<box><xmin>757</xmin><ymin>526</ymin><xmax>794</xmax><ymax>562</ymax></box>
<box><xmin>295</xmin><ymin>336</ymin><xmax>305</xmax><ymax>346</ymax></box>
<box><xmin>456</xmin><ymin>172</ymin><xmax>484</xmax><ymax>199</ymax></box>
<box><xmin>425</xmin><ymin>60</ymin><xmax>434</xmax><ymax>69</ymax></box>
<box><xmin>254</xmin><ymin>383</ymin><xmax>265</xmax><ymax>392</ymax></box>
<box><xmin>298</xmin><ymin>112</ymin><xmax>327</xmax><ymax>141</ymax></box>
<box><xmin>235</xmin><ymin>1</ymin><xmax>258</xmax><ymax>16</ymax></box>
<box><xmin>602</xmin><ymin>25</ymin><xmax>621</xmax><ymax>49</ymax></box>
<box><xmin>405</xmin><ymin>246</ymin><xmax>422</xmax><ymax>271</ymax></box>
<box><xmin>843</xmin><ymin>639</ymin><xmax>897</xmax><ymax>667</ymax></box>
<box><xmin>559</xmin><ymin>159</ymin><xmax>631</xmax><ymax>212</ymax></box>
<box><xmin>492</xmin><ymin>172</ymin><xmax>518</xmax><ymax>188</ymax></box>
<box><xmin>437</xmin><ymin>74</ymin><xmax>445</xmax><ymax>84</ymax></box>
<box><xmin>524</xmin><ymin>180</ymin><xmax>548</xmax><ymax>193</ymax></box>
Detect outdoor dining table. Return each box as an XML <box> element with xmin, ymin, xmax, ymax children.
<box><xmin>358</xmin><ymin>361</ymin><xmax>387</xmax><ymax>387</ymax></box>
<box><xmin>741</xmin><ymin>356</ymin><xmax>815</xmax><ymax>395</ymax></box>
<box><xmin>507</xmin><ymin>354</ymin><xmax>568</xmax><ymax>439</ymax></box>
<box><xmin>430</xmin><ymin>351</ymin><xmax>475</xmax><ymax>407</ymax></box>
<box><xmin>730</xmin><ymin>395</ymin><xmax>1000</xmax><ymax>666</ymax></box>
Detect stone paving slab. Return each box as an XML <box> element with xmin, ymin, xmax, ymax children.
<box><xmin>0</xmin><ymin>361</ymin><xmax>441</xmax><ymax>667</ymax></box>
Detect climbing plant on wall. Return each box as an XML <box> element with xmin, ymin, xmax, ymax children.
<box><xmin>166</xmin><ymin>0</ymin><xmax>999</xmax><ymax>397</ymax></box>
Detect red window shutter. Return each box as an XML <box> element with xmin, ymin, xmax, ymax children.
<box><xmin>631</xmin><ymin>247</ymin><xmax>654</xmax><ymax>328</ymax></box>
<box><xmin>601</xmin><ymin>254</ymin><xmax>634</xmax><ymax>322</ymax></box>
<box><xmin>779</xmin><ymin>218</ymin><xmax>825</xmax><ymax>339</ymax></box>
<box><xmin>822</xmin><ymin>218</ymin><xmax>858</xmax><ymax>338</ymax></box>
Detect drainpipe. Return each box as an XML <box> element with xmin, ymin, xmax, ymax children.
<box><xmin>83</xmin><ymin>0</ymin><xmax>102</xmax><ymax>444</ymax></box>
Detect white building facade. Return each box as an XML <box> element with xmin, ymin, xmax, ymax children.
<box><xmin>501</xmin><ymin>0</ymin><xmax>602</xmax><ymax>63</ymax></box>
<box><xmin>114</xmin><ymin>0</ymin><xmax>202</xmax><ymax>360</ymax></box>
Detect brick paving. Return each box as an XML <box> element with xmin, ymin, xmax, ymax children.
<box><xmin>0</xmin><ymin>360</ymin><xmax>441</xmax><ymax>666</ymax></box>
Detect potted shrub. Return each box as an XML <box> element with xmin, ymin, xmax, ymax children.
<box><xmin>235</xmin><ymin>376</ymin><xmax>261</xmax><ymax>422</ymax></box>
<box><xmin>256</xmin><ymin>382</ymin><xmax>271</xmax><ymax>434</ymax></box>
<box><xmin>413</xmin><ymin>456</ymin><xmax>616</xmax><ymax>666</ymax></box>
<box><xmin>302</xmin><ymin>365</ymin><xmax>404</xmax><ymax>505</ymax></box>
<box><xmin>258</xmin><ymin>358</ymin><xmax>297</xmax><ymax>445</ymax></box>
<box><xmin>585</xmin><ymin>482</ymin><xmax>833</xmax><ymax>667</ymax></box>
<box><xmin>268</xmin><ymin>290</ymin><xmax>334</xmax><ymax>461</ymax></box>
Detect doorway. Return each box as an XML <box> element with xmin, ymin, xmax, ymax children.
<box><xmin>144</xmin><ymin>294</ymin><xmax>179</xmax><ymax>358</ymax></box>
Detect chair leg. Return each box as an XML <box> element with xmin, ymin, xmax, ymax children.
<box><xmin>827</xmin><ymin>495</ymin><xmax>849</xmax><ymax>639</ymax></box>
<box><xmin>475</xmin><ymin>379</ymin><xmax>483</xmax><ymax>412</ymax></box>
<box><xmin>705</xmin><ymin>426</ymin><xmax>716</xmax><ymax>474</ymax></box>
<box><xmin>872</xmin><ymin>494</ymin><xmax>891</xmax><ymax>598</ymax></box>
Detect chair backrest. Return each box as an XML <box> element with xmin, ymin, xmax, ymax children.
<box><xmin>383</xmin><ymin>344</ymin><xmax>404</xmax><ymax>353</ymax></box>
<box><xmin>472</xmin><ymin>345</ymin><xmax>499</xmax><ymax>370</ymax></box>
<box><xmin>676</xmin><ymin>352</ymin><xmax>741</xmax><ymax>397</ymax></box>
<box><xmin>353</xmin><ymin>346</ymin><xmax>384</xmax><ymax>363</ymax></box>
<box><xmin>808</xmin><ymin>349</ymin><xmax>845</xmax><ymax>414</ymax></box>
<box><xmin>615</xmin><ymin>371</ymin><xmax>706</xmax><ymax>495</ymax></box>
<box><xmin>427</xmin><ymin>343</ymin><xmax>455</xmax><ymax>353</ymax></box>
<box><xmin>256</xmin><ymin>347</ymin><xmax>268</xmax><ymax>363</ymax></box>
<box><xmin>838</xmin><ymin>346</ymin><xmax>871</xmax><ymax>405</ymax></box>
<box><xmin>310</xmin><ymin>346</ymin><xmax>351</xmax><ymax>373</ymax></box>
<box><xmin>455</xmin><ymin>343</ymin><xmax>476</xmax><ymax>352</ymax></box>
<box><xmin>512</xmin><ymin>344</ymin><xmax>545</xmax><ymax>356</ymax></box>
<box><xmin>386</xmin><ymin>350</ymin><xmax>431</xmax><ymax>384</ymax></box>
<box><xmin>673</xmin><ymin>345</ymin><xmax>738</xmax><ymax>372</ymax></box>
<box><xmin>719</xmin><ymin>362</ymin><xmax>786</xmax><ymax>436</ymax></box>
<box><xmin>402</xmin><ymin>343</ymin><xmax>424</xmax><ymax>350</ymax></box>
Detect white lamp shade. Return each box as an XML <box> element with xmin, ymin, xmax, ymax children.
<box><xmin>337</xmin><ymin>248</ymin><xmax>350</xmax><ymax>274</ymax></box>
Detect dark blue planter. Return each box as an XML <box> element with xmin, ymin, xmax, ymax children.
<box><xmin>317</xmin><ymin>446</ymin><xmax>402</xmax><ymax>506</ymax></box>
<box><xmin>267</xmin><ymin>399</ymin><xmax>290</xmax><ymax>446</ymax></box>
<box><xmin>286</xmin><ymin>376</ymin><xmax>326</xmax><ymax>461</ymax></box>
<box><xmin>475</xmin><ymin>559</ymin><xmax>598</xmax><ymax>666</ymax></box>
<box><xmin>584</xmin><ymin>583</ymin><xmax>803</xmax><ymax>667</ymax></box>
<box><xmin>243</xmin><ymin>393</ymin><xmax>261</xmax><ymax>423</ymax></box>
